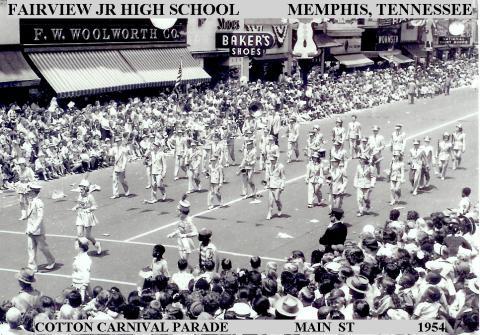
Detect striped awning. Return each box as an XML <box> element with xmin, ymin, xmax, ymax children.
<box><xmin>335</xmin><ymin>54</ymin><xmax>374</xmax><ymax>68</ymax></box>
<box><xmin>379</xmin><ymin>52</ymin><xmax>414</xmax><ymax>64</ymax></box>
<box><xmin>29</xmin><ymin>50</ymin><xmax>144</xmax><ymax>98</ymax></box>
<box><xmin>0</xmin><ymin>51</ymin><xmax>40</xmax><ymax>88</ymax></box>
<box><xmin>120</xmin><ymin>48</ymin><xmax>211</xmax><ymax>87</ymax></box>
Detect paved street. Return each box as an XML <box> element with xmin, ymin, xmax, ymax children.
<box><xmin>0</xmin><ymin>86</ymin><xmax>478</xmax><ymax>300</ymax></box>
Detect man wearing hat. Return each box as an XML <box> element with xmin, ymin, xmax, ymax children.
<box><xmin>305</xmin><ymin>152</ymin><xmax>325</xmax><ymax>208</ymax></box>
<box><xmin>141</xmin><ymin>134</ymin><xmax>154</xmax><ymax>189</ymax></box>
<box><xmin>271</xmin><ymin>108</ymin><xmax>282</xmax><ymax>145</ymax></box>
<box><xmin>346</xmin><ymin>114</ymin><xmax>361</xmax><ymax>159</ymax></box>
<box><xmin>14</xmin><ymin>157</ymin><xmax>36</xmax><ymax>220</ymax></box>
<box><xmin>265</xmin><ymin>155</ymin><xmax>286</xmax><ymax>220</ymax></box>
<box><xmin>304</xmin><ymin>131</ymin><xmax>320</xmax><ymax>160</ymax></box>
<box><xmin>11</xmin><ymin>268</ymin><xmax>41</xmax><ymax>313</ymax></box>
<box><xmin>353</xmin><ymin>155</ymin><xmax>376</xmax><ymax>216</ymax></box>
<box><xmin>145</xmin><ymin>139</ymin><xmax>167</xmax><ymax>203</ymax></box>
<box><xmin>420</xmin><ymin>136</ymin><xmax>434</xmax><ymax>188</ymax></box>
<box><xmin>368</xmin><ymin>125</ymin><xmax>385</xmax><ymax>177</ymax></box>
<box><xmin>331</xmin><ymin>117</ymin><xmax>346</xmax><ymax>146</ymax></box>
<box><xmin>110</xmin><ymin>137</ymin><xmax>130</xmax><ymax>199</ymax></box>
<box><xmin>274</xmin><ymin>295</ymin><xmax>303</xmax><ymax>319</ymax></box>
<box><xmin>286</xmin><ymin>117</ymin><xmax>300</xmax><ymax>163</ymax></box>
<box><xmin>358</xmin><ymin>137</ymin><xmax>372</xmax><ymax>160</ymax></box>
<box><xmin>408</xmin><ymin>139</ymin><xmax>426</xmax><ymax>195</ymax></box>
<box><xmin>391</xmin><ymin>124</ymin><xmax>406</xmax><ymax>156</ymax></box>
<box><xmin>408</xmin><ymin>79</ymin><xmax>417</xmax><ymax>104</ymax></box>
<box><xmin>25</xmin><ymin>183</ymin><xmax>56</xmax><ymax>272</ymax></box>
<box><xmin>329</xmin><ymin>157</ymin><xmax>348</xmax><ymax>209</ymax></box>
<box><xmin>452</xmin><ymin>123</ymin><xmax>466</xmax><ymax>170</ymax></box>
<box><xmin>319</xmin><ymin>208</ymin><xmax>347</xmax><ymax>252</ymax></box>
<box><xmin>198</xmin><ymin>228</ymin><xmax>219</xmax><ymax>272</ymax></box>
<box><xmin>330</xmin><ymin>140</ymin><xmax>348</xmax><ymax>169</ymax></box>
<box><xmin>238</xmin><ymin>139</ymin><xmax>257</xmax><ymax>198</ymax></box>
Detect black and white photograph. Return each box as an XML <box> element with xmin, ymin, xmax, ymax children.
<box><xmin>0</xmin><ymin>3</ymin><xmax>479</xmax><ymax>333</ymax></box>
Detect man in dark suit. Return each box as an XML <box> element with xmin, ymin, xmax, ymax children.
<box><xmin>319</xmin><ymin>208</ymin><xmax>348</xmax><ymax>252</ymax></box>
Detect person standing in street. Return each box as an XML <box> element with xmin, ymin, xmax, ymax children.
<box><xmin>265</xmin><ymin>155</ymin><xmax>286</xmax><ymax>220</ymax></box>
<box><xmin>386</xmin><ymin>151</ymin><xmax>405</xmax><ymax>205</ymax></box>
<box><xmin>25</xmin><ymin>183</ymin><xmax>55</xmax><ymax>272</ymax></box>
<box><xmin>353</xmin><ymin>156</ymin><xmax>376</xmax><ymax>217</ymax></box>
<box><xmin>146</xmin><ymin>139</ymin><xmax>167</xmax><ymax>203</ymax></box>
<box><xmin>408</xmin><ymin>79</ymin><xmax>416</xmax><ymax>104</ymax></box>
<box><xmin>110</xmin><ymin>137</ymin><xmax>130</xmax><ymax>199</ymax></box>
<box><xmin>319</xmin><ymin>208</ymin><xmax>347</xmax><ymax>253</ymax></box>
<box><xmin>329</xmin><ymin>157</ymin><xmax>348</xmax><ymax>209</ymax></box>
<box><xmin>238</xmin><ymin>140</ymin><xmax>257</xmax><ymax>198</ymax></box>
<box><xmin>346</xmin><ymin>114</ymin><xmax>361</xmax><ymax>159</ymax></box>
<box><xmin>391</xmin><ymin>124</ymin><xmax>406</xmax><ymax>157</ymax></box>
<box><xmin>368</xmin><ymin>125</ymin><xmax>385</xmax><ymax>177</ymax></box>
<box><xmin>305</xmin><ymin>152</ymin><xmax>325</xmax><ymax>208</ymax></box>
<box><xmin>72</xmin><ymin>179</ymin><xmax>101</xmax><ymax>255</ymax></box>
<box><xmin>286</xmin><ymin>117</ymin><xmax>300</xmax><ymax>163</ymax></box>
<box><xmin>408</xmin><ymin>140</ymin><xmax>425</xmax><ymax>196</ymax></box>
<box><xmin>437</xmin><ymin>132</ymin><xmax>453</xmax><ymax>180</ymax></box>
<box><xmin>15</xmin><ymin>158</ymin><xmax>36</xmax><ymax>221</ymax></box>
<box><xmin>167</xmin><ymin>195</ymin><xmax>198</xmax><ymax>261</ymax></box>
<box><xmin>420</xmin><ymin>136</ymin><xmax>434</xmax><ymax>189</ymax></box>
<box><xmin>452</xmin><ymin>123</ymin><xmax>466</xmax><ymax>170</ymax></box>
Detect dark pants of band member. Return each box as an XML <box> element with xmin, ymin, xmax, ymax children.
<box><xmin>409</xmin><ymin>93</ymin><xmax>415</xmax><ymax>104</ymax></box>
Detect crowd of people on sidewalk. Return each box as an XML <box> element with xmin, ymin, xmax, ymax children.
<box><xmin>0</xmin><ymin>191</ymin><xmax>478</xmax><ymax>332</ymax></box>
<box><xmin>0</xmin><ymin>57</ymin><xmax>477</xmax><ymax>189</ymax></box>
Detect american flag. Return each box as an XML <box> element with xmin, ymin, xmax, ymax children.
<box><xmin>174</xmin><ymin>59</ymin><xmax>183</xmax><ymax>95</ymax></box>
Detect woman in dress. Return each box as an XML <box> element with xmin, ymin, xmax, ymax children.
<box><xmin>167</xmin><ymin>195</ymin><xmax>198</xmax><ymax>260</ymax></box>
<box><xmin>71</xmin><ymin>179</ymin><xmax>101</xmax><ymax>255</ymax></box>
<box><xmin>437</xmin><ymin>132</ymin><xmax>453</xmax><ymax>180</ymax></box>
<box><xmin>452</xmin><ymin>123</ymin><xmax>466</xmax><ymax>170</ymax></box>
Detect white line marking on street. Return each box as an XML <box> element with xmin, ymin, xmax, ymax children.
<box><xmin>0</xmin><ymin>230</ymin><xmax>285</xmax><ymax>262</ymax></box>
<box><xmin>0</xmin><ymin>267</ymin><xmax>137</xmax><ymax>286</ymax></box>
<box><xmin>125</xmin><ymin>111</ymin><xmax>478</xmax><ymax>242</ymax></box>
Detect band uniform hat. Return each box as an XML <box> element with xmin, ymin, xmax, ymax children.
<box><xmin>309</xmin><ymin>131</ymin><xmax>316</xmax><ymax>135</ymax></box>
<box><xmin>372</xmin><ymin>125</ymin><xmax>380</xmax><ymax>131</ymax></box>
<box><xmin>346</xmin><ymin>275</ymin><xmax>369</xmax><ymax>293</ymax></box>
<box><xmin>392</xmin><ymin>150</ymin><xmax>401</xmax><ymax>156</ymax></box>
<box><xmin>334</xmin><ymin>140</ymin><xmax>342</xmax><ymax>145</ymax></box>
<box><xmin>424</xmin><ymin>136</ymin><xmax>431</xmax><ymax>142</ymax></box>
<box><xmin>67</xmin><ymin>101</ymin><xmax>75</xmax><ymax>109</ymax></box>
<box><xmin>17</xmin><ymin>157</ymin><xmax>27</xmax><ymax>165</ymax></box>
<box><xmin>330</xmin><ymin>157</ymin><xmax>341</xmax><ymax>162</ymax></box>
<box><xmin>16</xmin><ymin>268</ymin><xmax>36</xmax><ymax>284</ymax></box>
<box><xmin>209</xmin><ymin>155</ymin><xmax>218</xmax><ymax>161</ymax></box>
<box><xmin>443</xmin><ymin>132</ymin><xmax>450</xmax><ymax>137</ymax></box>
<box><xmin>28</xmin><ymin>182</ymin><xmax>42</xmax><ymax>190</ymax></box>
<box><xmin>177</xmin><ymin>198</ymin><xmax>191</xmax><ymax>210</ymax></box>
<box><xmin>268</xmin><ymin>135</ymin><xmax>275</xmax><ymax>140</ymax></box>
<box><xmin>77</xmin><ymin>236</ymin><xmax>89</xmax><ymax>246</ymax></box>
<box><xmin>456</xmin><ymin>123</ymin><xmax>463</xmax><ymax>129</ymax></box>
<box><xmin>395</xmin><ymin>124</ymin><xmax>403</xmax><ymax>129</ymax></box>
<box><xmin>79</xmin><ymin>179</ymin><xmax>90</xmax><ymax>188</ymax></box>
<box><xmin>275</xmin><ymin>294</ymin><xmax>302</xmax><ymax>317</ymax></box>
<box><xmin>114</xmin><ymin>137</ymin><xmax>121</xmax><ymax>142</ymax></box>
<box><xmin>199</xmin><ymin>228</ymin><xmax>212</xmax><ymax>238</ymax></box>
<box><xmin>335</xmin><ymin>117</ymin><xmax>342</xmax><ymax>123</ymax></box>
<box><xmin>190</xmin><ymin>141</ymin><xmax>197</xmax><ymax>147</ymax></box>
<box><xmin>413</xmin><ymin>139</ymin><xmax>420</xmax><ymax>145</ymax></box>
<box><xmin>311</xmin><ymin>152</ymin><xmax>320</xmax><ymax>158</ymax></box>
<box><xmin>325</xmin><ymin>262</ymin><xmax>342</xmax><ymax>274</ymax></box>
<box><xmin>361</xmin><ymin>137</ymin><xmax>368</xmax><ymax>142</ymax></box>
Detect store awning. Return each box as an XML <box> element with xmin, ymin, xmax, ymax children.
<box><xmin>0</xmin><ymin>51</ymin><xmax>40</xmax><ymax>88</ymax></box>
<box><xmin>119</xmin><ymin>48</ymin><xmax>211</xmax><ymax>87</ymax></box>
<box><xmin>402</xmin><ymin>44</ymin><xmax>427</xmax><ymax>58</ymax></box>
<box><xmin>28</xmin><ymin>50</ymin><xmax>144</xmax><ymax>98</ymax></box>
<box><xmin>335</xmin><ymin>54</ymin><xmax>374</xmax><ymax>68</ymax></box>
<box><xmin>379</xmin><ymin>52</ymin><xmax>414</xmax><ymax>64</ymax></box>
<box><xmin>313</xmin><ymin>34</ymin><xmax>342</xmax><ymax>49</ymax></box>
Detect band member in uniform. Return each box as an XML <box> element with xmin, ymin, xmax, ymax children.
<box><xmin>286</xmin><ymin>117</ymin><xmax>300</xmax><ymax>163</ymax></box>
<box><xmin>146</xmin><ymin>140</ymin><xmax>167</xmax><ymax>203</ymax></box>
<box><xmin>408</xmin><ymin>140</ymin><xmax>425</xmax><ymax>196</ymax></box>
<box><xmin>452</xmin><ymin>123</ymin><xmax>466</xmax><ymax>170</ymax></box>
<box><xmin>386</xmin><ymin>151</ymin><xmax>405</xmax><ymax>205</ymax></box>
<box><xmin>358</xmin><ymin>137</ymin><xmax>372</xmax><ymax>160</ymax></box>
<box><xmin>265</xmin><ymin>155</ymin><xmax>286</xmax><ymax>220</ymax></box>
<box><xmin>110</xmin><ymin>137</ymin><xmax>130</xmax><ymax>199</ymax></box>
<box><xmin>207</xmin><ymin>155</ymin><xmax>224</xmax><ymax>209</ymax></box>
<box><xmin>304</xmin><ymin>131</ymin><xmax>319</xmax><ymax>159</ymax></box>
<box><xmin>420</xmin><ymin>136</ymin><xmax>434</xmax><ymax>188</ymax></box>
<box><xmin>305</xmin><ymin>152</ymin><xmax>325</xmax><ymax>208</ymax></box>
<box><xmin>71</xmin><ymin>179</ymin><xmax>102</xmax><ymax>255</ymax></box>
<box><xmin>331</xmin><ymin>141</ymin><xmax>348</xmax><ymax>168</ymax></box>
<box><xmin>211</xmin><ymin>132</ymin><xmax>224</xmax><ymax>169</ymax></box>
<box><xmin>141</xmin><ymin>134</ymin><xmax>154</xmax><ymax>189</ymax></box>
<box><xmin>332</xmin><ymin>118</ymin><xmax>346</xmax><ymax>147</ymax></box>
<box><xmin>25</xmin><ymin>183</ymin><xmax>56</xmax><ymax>272</ymax></box>
<box><xmin>259</xmin><ymin>128</ymin><xmax>270</xmax><ymax>171</ymax></box>
<box><xmin>437</xmin><ymin>132</ymin><xmax>453</xmax><ymax>180</ymax></box>
<box><xmin>172</xmin><ymin>130</ymin><xmax>187</xmax><ymax>181</ymax></box>
<box><xmin>368</xmin><ymin>125</ymin><xmax>385</xmax><ymax>177</ymax></box>
<box><xmin>238</xmin><ymin>140</ymin><xmax>257</xmax><ymax>198</ymax></box>
<box><xmin>391</xmin><ymin>124</ymin><xmax>406</xmax><ymax>157</ymax></box>
<box><xmin>225</xmin><ymin>121</ymin><xmax>237</xmax><ymax>166</ymax></box>
<box><xmin>313</xmin><ymin>125</ymin><xmax>326</xmax><ymax>149</ymax></box>
<box><xmin>346</xmin><ymin>114</ymin><xmax>361</xmax><ymax>159</ymax></box>
<box><xmin>329</xmin><ymin>157</ymin><xmax>348</xmax><ymax>209</ymax></box>
<box><xmin>167</xmin><ymin>195</ymin><xmax>198</xmax><ymax>260</ymax></box>
<box><xmin>186</xmin><ymin>142</ymin><xmax>202</xmax><ymax>194</ymax></box>
<box><xmin>353</xmin><ymin>155</ymin><xmax>376</xmax><ymax>217</ymax></box>
<box><xmin>15</xmin><ymin>157</ymin><xmax>36</xmax><ymax>221</ymax></box>
<box><xmin>265</xmin><ymin>135</ymin><xmax>280</xmax><ymax>169</ymax></box>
